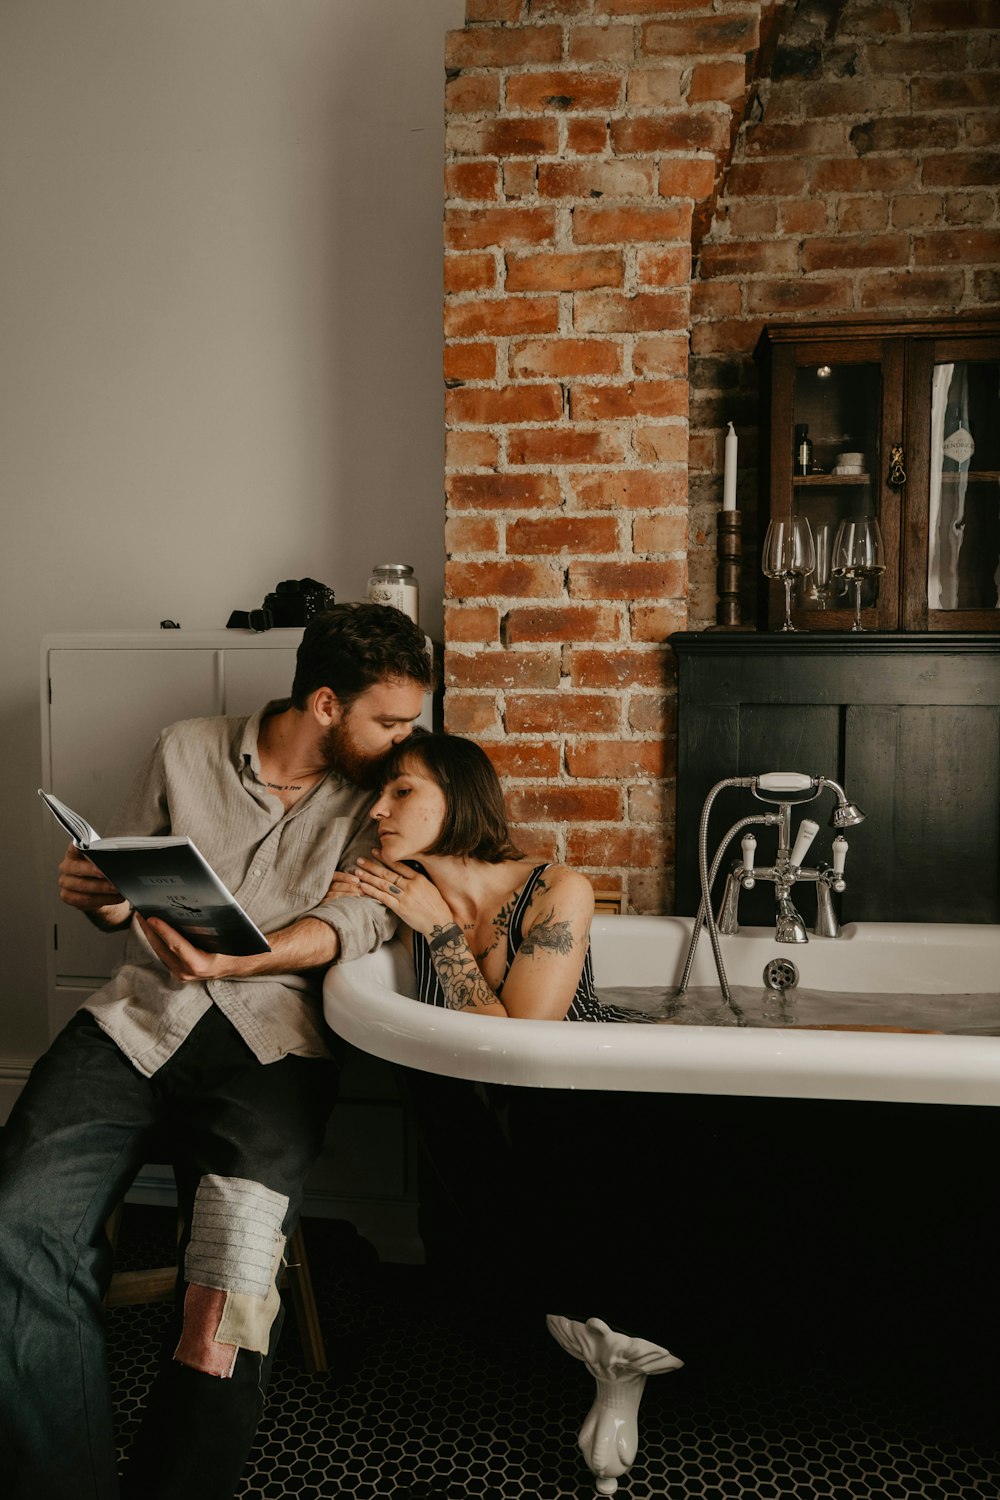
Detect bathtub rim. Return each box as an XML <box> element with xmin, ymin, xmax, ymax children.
<box><xmin>322</xmin><ymin>919</ymin><xmax>1000</xmax><ymax>1109</ymax></box>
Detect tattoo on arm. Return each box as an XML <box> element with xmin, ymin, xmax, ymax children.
<box><xmin>427</xmin><ymin>924</ymin><xmax>501</xmax><ymax>1013</ymax></box>
<box><xmin>518</xmin><ymin>910</ymin><xmax>577</xmax><ymax>959</ymax></box>
<box><xmin>429</xmin><ymin>922</ymin><xmax>463</xmax><ymax>953</ymax></box>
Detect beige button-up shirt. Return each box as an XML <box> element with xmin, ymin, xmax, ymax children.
<box><xmin>82</xmin><ymin>702</ymin><xmax>393</xmax><ymax>1077</ymax></box>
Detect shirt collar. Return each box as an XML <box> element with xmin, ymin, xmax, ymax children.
<box><xmin>238</xmin><ymin>699</ymin><xmax>290</xmax><ymax>780</ymax></box>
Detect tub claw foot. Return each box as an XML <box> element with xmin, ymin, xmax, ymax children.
<box><xmin>546</xmin><ymin>1315</ymin><xmax>683</xmax><ymax>1495</ymax></box>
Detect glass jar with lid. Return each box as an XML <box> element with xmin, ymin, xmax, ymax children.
<box><xmin>367</xmin><ymin>564</ymin><xmax>419</xmax><ymax>624</ymax></box>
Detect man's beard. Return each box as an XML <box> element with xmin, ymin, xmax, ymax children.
<box><xmin>321</xmin><ymin>722</ymin><xmax>391</xmax><ymax>789</ymax></box>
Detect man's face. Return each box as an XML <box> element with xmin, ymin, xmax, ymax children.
<box><xmin>322</xmin><ymin>678</ymin><xmax>425</xmax><ymax>787</ymax></box>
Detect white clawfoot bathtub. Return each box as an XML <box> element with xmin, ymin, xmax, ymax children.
<box><xmin>323</xmin><ymin>916</ymin><xmax>1000</xmax><ymax>1108</ymax></box>
<box><xmin>323</xmin><ymin>917</ymin><xmax>999</xmax><ymax>1495</ymax></box>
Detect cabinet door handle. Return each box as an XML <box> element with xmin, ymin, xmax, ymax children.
<box><xmin>887</xmin><ymin>443</ymin><xmax>906</xmax><ymax>490</ymax></box>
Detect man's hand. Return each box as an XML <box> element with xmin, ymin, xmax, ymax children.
<box><xmin>323</xmin><ymin>870</ymin><xmax>364</xmax><ymax>901</ymax></box>
<box><xmin>138</xmin><ymin>913</ymin><xmax>341</xmax><ymax>983</ymax></box>
<box><xmin>138</xmin><ymin>916</ymin><xmax>245</xmax><ymax>982</ymax></box>
<box><xmin>58</xmin><ymin>843</ymin><xmax>132</xmax><ymax>929</ymax></box>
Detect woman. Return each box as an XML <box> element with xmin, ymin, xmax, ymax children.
<box><xmin>331</xmin><ymin>732</ymin><xmax>647</xmax><ymax>1022</ymax></box>
<box><xmin>333</xmin><ymin>733</ymin><xmax>668</xmax><ymax>1339</ymax></box>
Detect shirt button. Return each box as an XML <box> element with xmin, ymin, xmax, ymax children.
<box><xmin>252</xmin><ymin>868</ymin><xmax>262</xmax><ymax>877</ymax></box>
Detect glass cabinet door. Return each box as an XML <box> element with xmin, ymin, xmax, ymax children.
<box><xmin>791</xmin><ymin>359</ymin><xmax>883</xmax><ymax>621</ymax></box>
<box><xmin>760</xmin><ymin>333</ymin><xmax>902</xmax><ymax>632</ymax></box>
<box><xmin>904</xmin><ymin>333</ymin><xmax>1000</xmax><ymax>632</ymax></box>
<box><xmin>927</xmin><ymin>357</ymin><xmax>1000</xmax><ymax>616</ymax></box>
<box><xmin>759</xmin><ymin>320</ymin><xmax>1000</xmax><ymax>634</ymax></box>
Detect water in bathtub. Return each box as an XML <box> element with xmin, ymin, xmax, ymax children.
<box><xmin>595</xmin><ymin>983</ymin><xmax>1000</xmax><ymax>1035</ymax></box>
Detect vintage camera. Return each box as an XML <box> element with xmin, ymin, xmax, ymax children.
<box><xmin>263</xmin><ymin>578</ymin><xmax>336</xmax><ymax>626</ymax></box>
<box><xmin>227</xmin><ymin>577</ymin><xmax>335</xmax><ymax>632</ymax></box>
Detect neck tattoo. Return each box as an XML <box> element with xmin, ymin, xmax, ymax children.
<box><xmin>264</xmin><ymin>779</ymin><xmax>302</xmax><ymax>791</ymax></box>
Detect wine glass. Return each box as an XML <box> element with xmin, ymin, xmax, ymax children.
<box><xmin>761</xmin><ymin>517</ymin><xmax>816</xmax><ymax>632</ymax></box>
<box><xmin>812</xmin><ymin>521</ymin><xmax>833</xmax><ymax>610</ymax></box>
<box><xmin>831</xmin><ymin>517</ymin><xmax>886</xmax><ymax>631</ymax></box>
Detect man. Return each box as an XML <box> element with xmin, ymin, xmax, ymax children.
<box><xmin>0</xmin><ymin>602</ymin><xmax>432</xmax><ymax>1500</ymax></box>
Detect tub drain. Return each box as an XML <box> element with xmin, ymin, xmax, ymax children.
<box><xmin>764</xmin><ymin>957</ymin><xmax>799</xmax><ymax>992</ymax></box>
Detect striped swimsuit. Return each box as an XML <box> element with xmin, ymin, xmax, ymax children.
<box><xmin>411</xmin><ymin>863</ymin><xmax>650</xmax><ymax>1023</ymax></box>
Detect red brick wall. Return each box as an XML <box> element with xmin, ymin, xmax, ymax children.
<box><xmin>689</xmin><ymin>0</ymin><xmax>1000</xmax><ymax>623</ymax></box>
<box><xmin>443</xmin><ymin>0</ymin><xmax>999</xmax><ymax>913</ymax></box>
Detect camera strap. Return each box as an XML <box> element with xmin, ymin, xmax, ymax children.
<box><xmin>226</xmin><ymin>608</ymin><xmax>274</xmax><ymax>632</ymax></box>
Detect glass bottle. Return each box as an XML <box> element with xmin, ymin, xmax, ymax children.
<box><xmin>794</xmin><ymin>424</ymin><xmax>813</xmax><ymax>476</ymax></box>
<box><xmin>367</xmin><ymin>564</ymin><xmax>419</xmax><ymax>624</ymax></box>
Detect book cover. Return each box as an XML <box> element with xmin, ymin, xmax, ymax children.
<box><xmin>39</xmin><ymin>789</ymin><xmax>271</xmax><ymax>957</ymax></box>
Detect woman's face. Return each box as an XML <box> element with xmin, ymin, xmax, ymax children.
<box><xmin>371</xmin><ymin>760</ymin><xmax>448</xmax><ymax>860</ymax></box>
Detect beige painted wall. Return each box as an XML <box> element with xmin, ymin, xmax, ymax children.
<box><xmin>0</xmin><ymin>0</ymin><xmax>462</xmax><ymax>1066</ymax></box>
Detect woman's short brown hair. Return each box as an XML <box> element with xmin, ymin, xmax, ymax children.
<box><xmin>382</xmin><ymin>732</ymin><xmax>523</xmax><ymax>863</ymax></box>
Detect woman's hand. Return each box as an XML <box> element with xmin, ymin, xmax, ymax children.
<box><xmin>354</xmin><ymin>852</ymin><xmax>456</xmax><ymax>937</ymax></box>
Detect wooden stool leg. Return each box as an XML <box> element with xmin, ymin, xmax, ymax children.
<box><xmin>283</xmin><ymin>1221</ymin><xmax>328</xmax><ymax>1374</ymax></box>
<box><xmin>104</xmin><ymin>1200</ymin><xmax>181</xmax><ymax>1309</ymax></box>
<box><xmin>105</xmin><ymin>1202</ymin><xmax>124</xmax><ymax>1256</ymax></box>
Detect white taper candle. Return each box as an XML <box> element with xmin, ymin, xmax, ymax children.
<box><xmin>723</xmin><ymin>421</ymin><xmax>738</xmax><ymax>511</ymax></box>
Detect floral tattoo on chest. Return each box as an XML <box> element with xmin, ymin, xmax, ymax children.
<box><xmin>472</xmin><ymin>893</ymin><xmax>517</xmax><ymax>964</ymax></box>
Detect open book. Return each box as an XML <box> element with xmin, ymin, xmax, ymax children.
<box><xmin>39</xmin><ymin>789</ymin><xmax>271</xmax><ymax>956</ymax></box>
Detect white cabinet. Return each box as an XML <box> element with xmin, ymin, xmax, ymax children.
<box><xmin>39</xmin><ymin>629</ymin><xmax>426</xmax><ymax>1259</ymax></box>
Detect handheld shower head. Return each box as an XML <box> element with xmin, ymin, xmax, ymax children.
<box><xmin>821</xmin><ymin>778</ymin><xmax>865</xmax><ymax>829</ymax></box>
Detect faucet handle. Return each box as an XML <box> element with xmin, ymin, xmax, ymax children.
<box><xmin>757</xmin><ymin>772</ymin><xmax>813</xmax><ymax>793</ymax></box>
<box><xmin>740</xmin><ymin>832</ymin><xmax>757</xmax><ymax>887</ymax></box>
<box><xmin>831</xmin><ymin>834</ymin><xmax>848</xmax><ymax>891</ymax></box>
<box><xmin>789</xmin><ymin>818</ymin><xmax>819</xmax><ymax>868</ymax></box>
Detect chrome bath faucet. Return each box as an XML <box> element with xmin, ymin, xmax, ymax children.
<box><xmin>717</xmin><ymin>774</ymin><xmax>863</xmax><ymax>943</ymax></box>
<box><xmin>677</xmin><ymin>773</ymin><xmax>866</xmax><ymax>1010</ymax></box>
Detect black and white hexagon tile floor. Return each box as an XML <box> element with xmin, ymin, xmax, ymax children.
<box><xmin>108</xmin><ymin>1208</ymin><xmax>997</xmax><ymax>1500</ymax></box>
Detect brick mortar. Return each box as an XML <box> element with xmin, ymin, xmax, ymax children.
<box><xmin>443</xmin><ymin>0</ymin><xmax>999</xmax><ymax>912</ymax></box>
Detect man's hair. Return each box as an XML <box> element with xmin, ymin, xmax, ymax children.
<box><xmin>290</xmin><ymin>602</ymin><xmax>433</xmax><ymax>710</ymax></box>
<box><xmin>381</xmin><ymin>732</ymin><xmax>524</xmax><ymax>864</ymax></box>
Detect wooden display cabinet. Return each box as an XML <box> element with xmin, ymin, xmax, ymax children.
<box><xmin>756</xmin><ymin>317</ymin><xmax>1000</xmax><ymax>632</ymax></box>
<box><xmin>669</xmin><ymin>630</ymin><xmax>1000</xmax><ymax>925</ymax></box>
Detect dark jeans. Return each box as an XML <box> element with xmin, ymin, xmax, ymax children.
<box><xmin>0</xmin><ymin>1007</ymin><xmax>339</xmax><ymax>1500</ymax></box>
